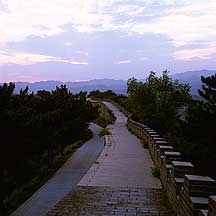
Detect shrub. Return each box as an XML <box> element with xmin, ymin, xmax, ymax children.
<box><xmin>151</xmin><ymin>166</ymin><xmax>160</xmax><ymax>178</ymax></box>
<box><xmin>63</xmin><ymin>141</ymin><xmax>82</xmax><ymax>155</ymax></box>
<box><xmin>99</xmin><ymin>128</ymin><xmax>111</xmax><ymax>137</ymax></box>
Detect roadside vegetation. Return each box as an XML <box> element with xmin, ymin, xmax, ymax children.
<box><xmin>90</xmin><ymin>71</ymin><xmax>216</xmax><ymax>179</ymax></box>
<box><xmin>99</xmin><ymin>128</ymin><xmax>111</xmax><ymax>137</ymax></box>
<box><xmin>0</xmin><ymin>84</ymin><xmax>99</xmax><ymax>216</ymax></box>
<box><xmin>93</xmin><ymin>102</ymin><xmax>116</xmax><ymax>128</ymax></box>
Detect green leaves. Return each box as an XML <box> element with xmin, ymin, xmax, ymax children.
<box><xmin>199</xmin><ymin>74</ymin><xmax>216</xmax><ymax>112</ymax></box>
<box><xmin>127</xmin><ymin>70</ymin><xmax>191</xmax><ymax>135</ymax></box>
<box><xmin>0</xmin><ymin>83</ymin><xmax>99</xmax><ymax>214</ymax></box>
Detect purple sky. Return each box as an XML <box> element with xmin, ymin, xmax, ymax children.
<box><xmin>0</xmin><ymin>0</ymin><xmax>216</xmax><ymax>82</ymax></box>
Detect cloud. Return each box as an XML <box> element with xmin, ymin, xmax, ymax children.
<box><xmin>1</xmin><ymin>0</ymin><xmax>216</xmax><ymax>63</ymax></box>
<box><xmin>0</xmin><ymin>50</ymin><xmax>88</xmax><ymax>65</ymax></box>
<box><xmin>174</xmin><ymin>43</ymin><xmax>216</xmax><ymax>60</ymax></box>
<box><xmin>0</xmin><ymin>0</ymin><xmax>113</xmax><ymax>43</ymax></box>
<box><xmin>127</xmin><ymin>1</ymin><xmax>216</xmax><ymax>46</ymax></box>
<box><xmin>75</xmin><ymin>51</ymin><xmax>89</xmax><ymax>56</ymax></box>
<box><xmin>0</xmin><ymin>1</ymin><xmax>9</xmax><ymax>12</ymax></box>
<box><xmin>139</xmin><ymin>57</ymin><xmax>148</xmax><ymax>61</ymax></box>
<box><xmin>1</xmin><ymin>0</ymin><xmax>216</xmax><ymax>47</ymax></box>
<box><xmin>67</xmin><ymin>61</ymin><xmax>88</xmax><ymax>65</ymax></box>
<box><xmin>117</xmin><ymin>60</ymin><xmax>131</xmax><ymax>64</ymax></box>
<box><xmin>65</xmin><ymin>42</ymin><xmax>72</xmax><ymax>47</ymax></box>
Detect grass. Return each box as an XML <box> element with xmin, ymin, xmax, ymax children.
<box><xmin>94</xmin><ymin>103</ymin><xmax>116</xmax><ymax>128</ymax></box>
<box><xmin>63</xmin><ymin>140</ymin><xmax>82</xmax><ymax>155</ymax></box>
<box><xmin>95</xmin><ymin>117</ymin><xmax>111</xmax><ymax>128</ymax></box>
<box><xmin>99</xmin><ymin>128</ymin><xmax>111</xmax><ymax>137</ymax></box>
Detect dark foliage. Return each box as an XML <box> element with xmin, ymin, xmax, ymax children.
<box><xmin>0</xmin><ymin>83</ymin><xmax>98</xmax><ymax>215</ymax></box>
<box><xmin>179</xmin><ymin>74</ymin><xmax>216</xmax><ymax>177</ymax></box>
<box><xmin>89</xmin><ymin>90</ymin><xmax>130</xmax><ymax>112</ymax></box>
<box><xmin>127</xmin><ymin>71</ymin><xmax>191</xmax><ymax>136</ymax></box>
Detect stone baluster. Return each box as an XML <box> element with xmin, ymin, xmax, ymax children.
<box><xmin>156</xmin><ymin>145</ymin><xmax>174</xmax><ymax>167</ymax></box>
<box><xmin>167</xmin><ymin>161</ymin><xmax>194</xmax><ymax>213</ymax></box>
<box><xmin>143</xmin><ymin>128</ymin><xmax>154</xmax><ymax>148</ymax></box>
<box><xmin>178</xmin><ymin>175</ymin><xmax>216</xmax><ymax>216</ymax></box>
<box><xmin>208</xmin><ymin>196</ymin><xmax>216</xmax><ymax>216</ymax></box>
<box><xmin>148</xmin><ymin>136</ymin><xmax>165</xmax><ymax>157</ymax></box>
<box><xmin>161</xmin><ymin>151</ymin><xmax>182</xmax><ymax>189</ymax></box>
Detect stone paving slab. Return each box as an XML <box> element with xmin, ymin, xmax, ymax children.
<box><xmin>46</xmin><ymin>186</ymin><xmax>175</xmax><ymax>216</ymax></box>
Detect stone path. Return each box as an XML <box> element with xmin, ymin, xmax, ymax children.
<box><xmin>11</xmin><ymin>123</ymin><xmax>104</xmax><ymax>216</ymax></box>
<box><xmin>78</xmin><ymin>102</ymin><xmax>161</xmax><ymax>188</ymax></box>
<box><xmin>48</xmin><ymin>186</ymin><xmax>174</xmax><ymax>216</ymax></box>
<box><xmin>47</xmin><ymin>102</ymin><xmax>174</xmax><ymax>216</ymax></box>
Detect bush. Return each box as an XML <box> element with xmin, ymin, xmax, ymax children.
<box><xmin>99</xmin><ymin>128</ymin><xmax>111</xmax><ymax>137</ymax></box>
<box><xmin>0</xmin><ymin>83</ymin><xmax>99</xmax><ymax>215</ymax></box>
<box><xmin>63</xmin><ymin>141</ymin><xmax>82</xmax><ymax>155</ymax></box>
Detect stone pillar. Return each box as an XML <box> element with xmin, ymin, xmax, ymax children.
<box><xmin>156</xmin><ymin>145</ymin><xmax>174</xmax><ymax>167</ymax></box>
<box><xmin>137</xmin><ymin>123</ymin><xmax>143</xmax><ymax>138</ymax></box>
<box><xmin>148</xmin><ymin>134</ymin><xmax>160</xmax><ymax>153</ymax></box>
<box><xmin>208</xmin><ymin>196</ymin><xmax>216</xmax><ymax>216</ymax></box>
<box><xmin>161</xmin><ymin>151</ymin><xmax>182</xmax><ymax>190</ymax></box>
<box><xmin>198</xmin><ymin>210</ymin><xmax>208</xmax><ymax>216</ymax></box>
<box><xmin>167</xmin><ymin>161</ymin><xmax>194</xmax><ymax>213</ymax></box>
<box><xmin>141</xmin><ymin>127</ymin><xmax>149</xmax><ymax>147</ymax></box>
<box><xmin>164</xmin><ymin>151</ymin><xmax>181</xmax><ymax>164</ymax></box>
<box><xmin>140</xmin><ymin>125</ymin><xmax>149</xmax><ymax>148</ymax></box>
<box><xmin>149</xmin><ymin>136</ymin><xmax>165</xmax><ymax>157</ymax></box>
<box><xmin>178</xmin><ymin>175</ymin><xmax>216</xmax><ymax>216</ymax></box>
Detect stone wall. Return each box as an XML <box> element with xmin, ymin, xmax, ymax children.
<box><xmin>127</xmin><ymin>118</ymin><xmax>216</xmax><ymax>216</ymax></box>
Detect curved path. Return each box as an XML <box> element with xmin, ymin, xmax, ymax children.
<box><xmin>47</xmin><ymin>102</ymin><xmax>174</xmax><ymax>216</ymax></box>
<box><xmin>78</xmin><ymin>102</ymin><xmax>161</xmax><ymax>187</ymax></box>
<box><xmin>11</xmin><ymin>123</ymin><xmax>104</xmax><ymax>216</ymax></box>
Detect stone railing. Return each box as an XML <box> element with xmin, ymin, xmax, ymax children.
<box><xmin>127</xmin><ymin>117</ymin><xmax>216</xmax><ymax>216</ymax></box>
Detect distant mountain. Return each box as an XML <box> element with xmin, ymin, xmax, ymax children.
<box><xmin>1</xmin><ymin>69</ymin><xmax>215</xmax><ymax>96</ymax></box>
<box><xmin>11</xmin><ymin>79</ymin><xmax>127</xmax><ymax>94</ymax></box>
<box><xmin>171</xmin><ymin>70</ymin><xmax>216</xmax><ymax>95</ymax></box>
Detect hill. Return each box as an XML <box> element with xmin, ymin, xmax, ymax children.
<box><xmin>12</xmin><ymin>79</ymin><xmax>127</xmax><ymax>94</ymax></box>
<box><xmin>171</xmin><ymin>69</ymin><xmax>216</xmax><ymax>95</ymax></box>
<box><xmin>1</xmin><ymin>70</ymin><xmax>215</xmax><ymax>96</ymax></box>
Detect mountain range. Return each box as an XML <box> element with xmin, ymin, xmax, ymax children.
<box><xmin>12</xmin><ymin>79</ymin><xmax>127</xmax><ymax>94</ymax></box>
<box><xmin>1</xmin><ymin>70</ymin><xmax>216</xmax><ymax>96</ymax></box>
<box><xmin>171</xmin><ymin>69</ymin><xmax>216</xmax><ymax>95</ymax></box>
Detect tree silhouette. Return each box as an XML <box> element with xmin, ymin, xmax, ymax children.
<box><xmin>0</xmin><ymin>83</ymin><xmax>99</xmax><ymax>215</ymax></box>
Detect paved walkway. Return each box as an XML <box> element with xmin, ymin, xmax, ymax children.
<box><xmin>11</xmin><ymin>123</ymin><xmax>104</xmax><ymax>216</ymax></box>
<box><xmin>47</xmin><ymin>102</ymin><xmax>174</xmax><ymax>215</ymax></box>
<box><xmin>48</xmin><ymin>186</ymin><xmax>174</xmax><ymax>216</ymax></box>
<box><xmin>78</xmin><ymin>102</ymin><xmax>161</xmax><ymax>188</ymax></box>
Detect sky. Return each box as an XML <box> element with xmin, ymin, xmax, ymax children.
<box><xmin>0</xmin><ymin>0</ymin><xmax>216</xmax><ymax>82</ymax></box>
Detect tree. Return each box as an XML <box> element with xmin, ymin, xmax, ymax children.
<box><xmin>0</xmin><ymin>83</ymin><xmax>15</xmax><ymax>109</ymax></box>
<box><xmin>181</xmin><ymin>74</ymin><xmax>216</xmax><ymax>177</ymax></box>
<box><xmin>198</xmin><ymin>74</ymin><xmax>216</xmax><ymax>112</ymax></box>
<box><xmin>127</xmin><ymin>71</ymin><xmax>191</xmax><ymax>135</ymax></box>
<box><xmin>0</xmin><ymin>83</ymin><xmax>99</xmax><ymax>215</ymax></box>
